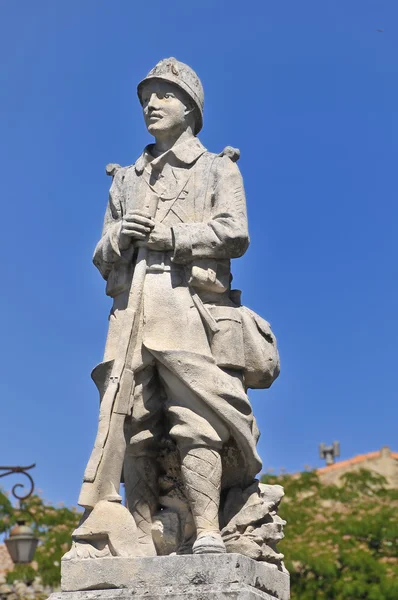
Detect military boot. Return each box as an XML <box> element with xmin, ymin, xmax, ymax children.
<box><xmin>180</xmin><ymin>447</ymin><xmax>226</xmax><ymax>554</ymax></box>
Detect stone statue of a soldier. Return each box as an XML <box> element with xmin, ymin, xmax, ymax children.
<box><xmin>64</xmin><ymin>58</ymin><xmax>283</xmax><ymax>569</ymax></box>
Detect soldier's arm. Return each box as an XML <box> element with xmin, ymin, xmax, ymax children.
<box><xmin>171</xmin><ymin>155</ymin><xmax>249</xmax><ymax>263</ymax></box>
<box><xmin>92</xmin><ymin>166</ymin><xmax>126</xmax><ymax>280</ymax></box>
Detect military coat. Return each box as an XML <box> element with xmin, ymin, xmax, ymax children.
<box><xmin>87</xmin><ymin>137</ymin><xmax>262</xmax><ymax>499</ymax></box>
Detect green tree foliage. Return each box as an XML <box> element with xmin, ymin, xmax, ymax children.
<box><xmin>1</xmin><ymin>470</ymin><xmax>397</xmax><ymax>597</ymax></box>
<box><xmin>261</xmin><ymin>469</ymin><xmax>398</xmax><ymax>600</ymax></box>
<box><xmin>0</xmin><ymin>490</ymin><xmax>81</xmax><ymax>587</ymax></box>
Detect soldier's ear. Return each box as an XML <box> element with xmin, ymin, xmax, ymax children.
<box><xmin>184</xmin><ymin>101</ymin><xmax>197</xmax><ymax>131</ymax></box>
<box><xmin>184</xmin><ymin>101</ymin><xmax>195</xmax><ymax>117</ymax></box>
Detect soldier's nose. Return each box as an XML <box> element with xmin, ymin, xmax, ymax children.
<box><xmin>147</xmin><ymin>93</ymin><xmax>161</xmax><ymax>110</ymax></box>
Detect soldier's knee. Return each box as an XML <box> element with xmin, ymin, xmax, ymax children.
<box><xmin>127</xmin><ymin>430</ymin><xmax>160</xmax><ymax>458</ymax></box>
<box><xmin>169</xmin><ymin>424</ymin><xmax>228</xmax><ymax>453</ymax></box>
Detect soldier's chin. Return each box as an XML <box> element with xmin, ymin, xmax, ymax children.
<box><xmin>147</xmin><ymin>120</ymin><xmax>168</xmax><ymax>135</ymax></box>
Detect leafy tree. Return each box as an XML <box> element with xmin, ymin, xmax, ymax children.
<box><xmin>261</xmin><ymin>469</ymin><xmax>398</xmax><ymax>600</ymax></box>
<box><xmin>2</xmin><ymin>469</ymin><xmax>397</xmax><ymax>597</ymax></box>
<box><xmin>0</xmin><ymin>490</ymin><xmax>81</xmax><ymax>587</ymax></box>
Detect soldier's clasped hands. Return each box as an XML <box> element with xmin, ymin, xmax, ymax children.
<box><xmin>118</xmin><ymin>210</ymin><xmax>173</xmax><ymax>251</ymax></box>
<box><xmin>121</xmin><ymin>211</ymin><xmax>155</xmax><ymax>241</ymax></box>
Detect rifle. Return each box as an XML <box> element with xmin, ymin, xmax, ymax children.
<box><xmin>78</xmin><ymin>188</ymin><xmax>158</xmax><ymax>510</ymax></box>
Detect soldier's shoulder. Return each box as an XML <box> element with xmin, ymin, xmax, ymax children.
<box><xmin>203</xmin><ymin>147</ymin><xmax>242</xmax><ymax>183</ymax></box>
<box><xmin>205</xmin><ymin>147</ymin><xmax>241</xmax><ymax>175</ymax></box>
<box><xmin>105</xmin><ymin>163</ymin><xmax>134</xmax><ymax>186</ymax></box>
<box><xmin>105</xmin><ymin>163</ymin><xmax>132</xmax><ymax>180</ymax></box>
<box><xmin>205</xmin><ymin>146</ymin><xmax>241</xmax><ymax>163</ymax></box>
<box><xmin>218</xmin><ymin>146</ymin><xmax>241</xmax><ymax>163</ymax></box>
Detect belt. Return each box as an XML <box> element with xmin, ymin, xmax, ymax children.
<box><xmin>146</xmin><ymin>251</ymin><xmax>180</xmax><ymax>273</ymax></box>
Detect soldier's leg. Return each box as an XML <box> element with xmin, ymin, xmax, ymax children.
<box><xmin>123</xmin><ymin>359</ymin><xmax>164</xmax><ymax>557</ymax></box>
<box><xmin>180</xmin><ymin>447</ymin><xmax>225</xmax><ymax>554</ymax></box>
<box><xmin>157</xmin><ymin>362</ymin><xmax>230</xmax><ymax>554</ymax></box>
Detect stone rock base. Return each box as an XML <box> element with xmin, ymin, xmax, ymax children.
<box><xmin>55</xmin><ymin>554</ymin><xmax>289</xmax><ymax>599</ymax></box>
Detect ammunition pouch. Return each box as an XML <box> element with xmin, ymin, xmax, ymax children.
<box><xmin>188</xmin><ymin>259</ymin><xmax>230</xmax><ymax>294</ymax></box>
<box><xmin>105</xmin><ymin>246</ymin><xmax>135</xmax><ymax>298</ymax></box>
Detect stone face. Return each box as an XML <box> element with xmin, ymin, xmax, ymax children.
<box><xmin>59</xmin><ymin>554</ymin><xmax>289</xmax><ymax>599</ymax></box>
<box><xmin>63</xmin><ymin>56</ymin><xmax>286</xmax><ymax>596</ymax></box>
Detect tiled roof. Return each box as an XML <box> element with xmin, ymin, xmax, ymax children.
<box><xmin>317</xmin><ymin>447</ymin><xmax>398</xmax><ymax>474</ymax></box>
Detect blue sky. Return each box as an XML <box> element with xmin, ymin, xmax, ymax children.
<box><xmin>0</xmin><ymin>0</ymin><xmax>397</xmax><ymax>508</ymax></box>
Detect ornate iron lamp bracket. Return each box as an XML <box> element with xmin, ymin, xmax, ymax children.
<box><xmin>0</xmin><ymin>464</ymin><xmax>36</xmax><ymax>500</ymax></box>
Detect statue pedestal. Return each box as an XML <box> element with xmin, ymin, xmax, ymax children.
<box><xmin>52</xmin><ymin>554</ymin><xmax>289</xmax><ymax>599</ymax></box>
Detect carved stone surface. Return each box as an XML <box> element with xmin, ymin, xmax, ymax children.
<box><xmin>222</xmin><ymin>483</ymin><xmax>286</xmax><ymax>564</ymax></box>
<box><xmin>62</xmin><ymin>56</ymin><xmax>287</xmax><ymax>597</ymax></box>
<box><xmin>59</xmin><ymin>554</ymin><xmax>289</xmax><ymax>599</ymax></box>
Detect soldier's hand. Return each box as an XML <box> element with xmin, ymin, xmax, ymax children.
<box><xmin>119</xmin><ymin>211</ymin><xmax>155</xmax><ymax>248</ymax></box>
<box><xmin>145</xmin><ymin>223</ymin><xmax>174</xmax><ymax>251</ymax></box>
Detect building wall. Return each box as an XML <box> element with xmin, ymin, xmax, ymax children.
<box><xmin>0</xmin><ymin>545</ymin><xmax>13</xmax><ymax>576</ymax></box>
<box><xmin>317</xmin><ymin>446</ymin><xmax>398</xmax><ymax>488</ymax></box>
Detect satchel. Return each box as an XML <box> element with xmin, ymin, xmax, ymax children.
<box><xmin>239</xmin><ymin>306</ymin><xmax>280</xmax><ymax>389</ymax></box>
<box><xmin>207</xmin><ymin>303</ymin><xmax>280</xmax><ymax>389</ymax></box>
<box><xmin>207</xmin><ymin>305</ymin><xmax>246</xmax><ymax>370</ymax></box>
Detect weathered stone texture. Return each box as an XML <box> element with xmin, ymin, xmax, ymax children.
<box><xmin>60</xmin><ymin>56</ymin><xmax>288</xmax><ymax>598</ymax></box>
<box><xmin>59</xmin><ymin>554</ymin><xmax>289</xmax><ymax>599</ymax></box>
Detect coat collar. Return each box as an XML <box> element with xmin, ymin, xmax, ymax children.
<box><xmin>134</xmin><ymin>137</ymin><xmax>207</xmax><ymax>174</ymax></box>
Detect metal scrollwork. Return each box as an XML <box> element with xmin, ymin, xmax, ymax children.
<box><xmin>0</xmin><ymin>464</ymin><xmax>36</xmax><ymax>501</ymax></box>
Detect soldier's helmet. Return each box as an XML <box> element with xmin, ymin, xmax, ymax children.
<box><xmin>137</xmin><ymin>58</ymin><xmax>204</xmax><ymax>135</ymax></box>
